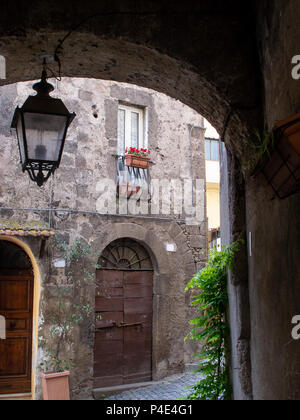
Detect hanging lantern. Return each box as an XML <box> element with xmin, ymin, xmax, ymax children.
<box><xmin>11</xmin><ymin>69</ymin><xmax>76</xmax><ymax>187</ymax></box>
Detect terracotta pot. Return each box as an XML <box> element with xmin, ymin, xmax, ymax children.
<box><xmin>40</xmin><ymin>371</ymin><xmax>70</xmax><ymax>400</ymax></box>
<box><xmin>274</xmin><ymin>112</ymin><xmax>300</xmax><ymax>155</ymax></box>
<box><xmin>125</xmin><ymin>154</ymin><xmax>150</xmax><ymax>169</ymax></box>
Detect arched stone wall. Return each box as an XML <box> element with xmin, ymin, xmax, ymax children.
<box><xmin>0</xmin><ymin>1</ymin><xmax>263</xmax><ymax>163</ymax></box>
<box><xmin>0</xmin><ymin>0</ymin><xmax>279</xmax><ymax>400</ymax></box>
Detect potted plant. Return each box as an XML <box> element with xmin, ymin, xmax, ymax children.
<box><xmin>125</xmin><ymin>147</ymin><xmax>151</xmax><ymax>169</ymax></box>
<box><xmin>39</xmin><ymin>238</ymin><xmax>98</xmax><ymax>400</ymax></box>
<box><xmin>40</xmin><ymin>355</ymin><xmax>71</xmax><ymax>401</ymax></box>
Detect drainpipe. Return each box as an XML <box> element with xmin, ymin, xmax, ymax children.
<box><xmin>188</xmin><ymin>124</ymin><xmax>195</xmax><ymax>207</ymax></box>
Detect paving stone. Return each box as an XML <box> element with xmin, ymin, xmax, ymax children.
<box><xmin>104</xmin><ymin>370</ymin><xmax>203</xmax><ymax>401</ymax></box>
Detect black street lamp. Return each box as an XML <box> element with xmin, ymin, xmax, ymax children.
<box><xmin>11</xmin><ymin>67</ymin><xmax>76</xmax><ymax>187</ymax></box>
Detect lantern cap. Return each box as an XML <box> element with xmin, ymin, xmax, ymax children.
<box><xmin>32</xmin><ymin>70</ymin><xmax>55</xmax><ymax>97</ymax></box>
<box><xmin>11</xmin><ymin>67</ymin><xmax>76</xmax><ymax>128</ymax></box>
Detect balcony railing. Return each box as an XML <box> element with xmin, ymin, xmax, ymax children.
<box><xmin>114</xmin><ymin>155</ymin><xmax>152</xmax><ymax>201</ymax></box>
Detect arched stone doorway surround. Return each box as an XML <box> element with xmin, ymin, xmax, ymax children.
<box><xmin>90</xmin><ymin>222</ymin><xmax>196</xmax><ymax>382</ymax></box>
<box><xmin>0</xmin><ymin>236</ymin><xmax>42</xmax><ymax>400</ymax></box>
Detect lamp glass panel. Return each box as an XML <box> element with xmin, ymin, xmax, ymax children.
<box><xmin>17</xmin><ymin>116</ymin><xmax>26</xmax><ymax>165</ymax></box>
<box><xmin>24</xmin><ymin>113</ymin><xmax>68</xmax><ymax>162</ymax></box>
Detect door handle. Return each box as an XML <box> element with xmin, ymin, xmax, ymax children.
<box><xmin>10</xmin><ymin>321</ymin><xmax>16</xmax><ymax>330</ymax></box>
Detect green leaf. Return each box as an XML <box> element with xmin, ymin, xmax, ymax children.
<box><xmin>185</xmin><ymin>240</ymin><xmax>242</xmax><ymax>400</ymax></box>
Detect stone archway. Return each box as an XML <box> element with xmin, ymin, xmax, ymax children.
<box><xmin>0</xmin><ymin>1</ymin><xmax>263</xmax><ymax>163</ymax></box>
<box><xmin>0</xmin><ymin>1</ymin><xmax>268</xmax><ymax>400</ymax></box>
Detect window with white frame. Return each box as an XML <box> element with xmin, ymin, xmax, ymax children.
<box><xmin>118</xmin><ymin>104</ymin><xmax>146</xmax><ymax>155</ymax></box>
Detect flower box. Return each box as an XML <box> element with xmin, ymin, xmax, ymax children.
<box><xmin>125</xmin><ymin>147</ymin><xmax>151</xmax><ymax>169</ymax></box>
<box><xmin>125</xmin><ymin>154</ymin><xmax>150</xmax><ymax>169</ymax></box>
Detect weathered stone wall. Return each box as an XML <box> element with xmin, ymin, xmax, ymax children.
<box><xmin>2</xmin><ymin>0</ymin><xmax>299</xmax><ymax>401</ymax></box>
<box><xmin>219</xmin><ymin>0</ymin><xmax>300</xmax><ymax>401</ymax></box>
<box><xmin>245</xmin><ymin>0</ymin><xmax>300</xmax><ymax>400</ymax></box>
<box><xmin>0</xmin><ymin>78</ymin><xmax>207</xmax><ymax>399</ymax></box>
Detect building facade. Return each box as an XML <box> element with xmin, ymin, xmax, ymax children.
<box><xmin>0</xmin><ymin>78</ymin><xmax>208</xmax><ymax>399</ymax></box>
<box><xmin>204</xmin><ymin>121</ymin><xmax>221</xmax><ymax>249</ymax></box>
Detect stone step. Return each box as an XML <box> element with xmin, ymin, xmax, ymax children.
<box><xmin>0</xmin><ymin>393</ymin><xmax>32</xmax><ymax>400</ymax></box>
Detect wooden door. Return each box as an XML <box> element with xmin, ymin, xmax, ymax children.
<box><xmin>0</xmin><ymin>272</ymin><xmax>34</xmax><ymax>394</ymax></box>
<box><xmin>94</xmin><ymin>270</ymin><xmax>153</xmax><ymax>388</ymax></box>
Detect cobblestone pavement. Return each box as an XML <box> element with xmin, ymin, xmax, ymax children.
<box><xmin>104</xmin><ymin>370</ymin><xmax>203</xmax><ymax>401</ymax></box>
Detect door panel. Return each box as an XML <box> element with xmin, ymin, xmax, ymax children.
<box><xmin>124</xmin><ymin>284</ymin><xmax>153</xmax><ymax>298</ymax></box>
<box><xmin>95</xmin><ymin>298</ymin><xmax>123</xmax><ymax>312</ymax></box>
<box><xmin>93</xmin><ymin>270</ymin><xmax>153</xmax><ymax>388</ymax></box>
<box><xmin>0</xmin><ymin>338</ymin><xmax>29</xmax><ymax>376</ymax></box>
<box><xmin>123</xmin><ymin>271</ymin><xmax>153</xmax><ymax>385</ymax></box>
<box><xmin>94</xmin><ymin>270</ymin><xmax>124</xmax><ymax>388</ymax></box>
<box><xmin>124</xmin><ymin>298</ymin><xmax>153</xmax><ymax>314</ymax></box>
<box><xmin>0</xmin><ymin>274</ymin><xmax>33</xmax><ymax>395</ymax></box>
<box><xmin>0</xmin><ymin>279</ymin><xmax>31</xmax><ymax>312</ymax></box>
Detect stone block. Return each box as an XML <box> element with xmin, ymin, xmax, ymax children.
<box><xmin>79</xmin><ymin>89</ymin><xmax>93</xmax><ymax>101</ymax></box>
<box><xmin>104</xmin><ymin>99</ymin><xmax>118</xmax><ymax>139</ymax></box>
<box><xmin>185</xmin><ymin>225</ymin><xmax>200</xmax><ymax>235</ymax></box>
<box><xmin>189</xmin><ymin>235</ymin><xmax>206</xmax><ymax>249</ymax></box>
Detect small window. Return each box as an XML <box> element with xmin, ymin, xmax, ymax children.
<box><xmin>205</xmin><ymin>139</ymin><xmax>219</xmax><ymax>161</ymax></box>
<box><xmin>118</xmin><ymin>104</ymin><xmax>145</xmax><ymax>155</ymax></box>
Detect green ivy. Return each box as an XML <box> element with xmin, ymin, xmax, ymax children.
<box><xmin>39</xmin><ymin>237</ymin><xmax>101</xmax><ymax>373</ymax></box>
<box><xmin>185</xmin><ymin>241</ymin><xmax>242</xmax><ymax>400</ymax></box>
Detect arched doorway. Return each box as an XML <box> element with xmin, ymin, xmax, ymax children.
<box><xmin>0</xmin><ymin>240</ymin><xmax>34</xmax><ymax>395</ymax></box>
<box><xmin>94</xmin><ymin>238</ymin><xmax>153</xmax><ymax>389</ymax></box>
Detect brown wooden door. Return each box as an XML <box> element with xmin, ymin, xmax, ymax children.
<box><xmin>0</xmin><ymin>272</ymin><xmax>34</xmax><ymax>394</ymax></box>
<box><xmin>94</xmin><ymin>270</ymin><xmax>153</xmax><ymax>388</ymax></box>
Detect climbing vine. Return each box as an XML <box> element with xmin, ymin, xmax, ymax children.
<box><xmin>185</xmin><ymin>241</ymin><xmax>242</xmax><ymax>400</ymax></box>
<box><xmin>39</xmin><ymin>237</ymin><xmax>101</xmax><ymax>373</ymax></box>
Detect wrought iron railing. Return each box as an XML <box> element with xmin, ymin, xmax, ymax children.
<box><xmin>114</xmin><ymin>155</ymin><xmax>152</xmax><ymax>201</ymax></box>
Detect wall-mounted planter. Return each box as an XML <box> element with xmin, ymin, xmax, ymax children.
<box><xmin>125</xmin><ymin>154</ymin><xmax>150</xmax><ymax>169</ymax></box>
<box><xmin>40</xmin><ymin>371</ymin><xmax>70</xmax><ymax>400</ymax></box>
<box><xmin>255</xmin><ymin>112</ymin><xmax>300</xmax><ymax>199</ymax></box>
